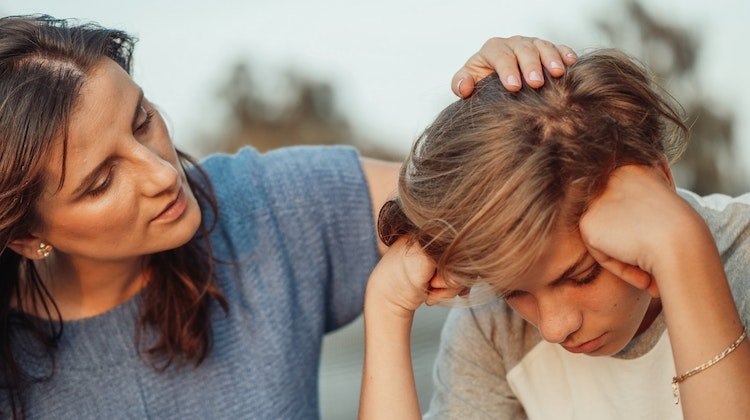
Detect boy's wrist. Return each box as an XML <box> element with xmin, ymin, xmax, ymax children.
<box><xmin>650</xmin><ymin>209</ymin><xmax>717</xmax><ymax>283</ymax></box>
<box><xmin>364</xmin><ymin>280</ymin><xmax>419</xmax><ymax>322</ymax></box>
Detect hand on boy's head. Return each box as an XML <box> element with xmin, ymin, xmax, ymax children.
<box><xmin>579</xmin><ymin>165</ymin><xmax>705</xmax><ymax>292</ymax></box>
<box><xmin>452</xmin><ymin>36</ymin><xmax>577</xmax><ymax>98</ymax></box>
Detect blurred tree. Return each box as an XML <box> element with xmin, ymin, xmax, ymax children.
<box><xmin>196</xmin><ymin>61</ymin><xmax>401</xmax><ymax>161</ymax></box>
<box><xmin>597</xmin><ymin>0</ymin><xmax>745</xmax><ymax>194</ymax></box>
<box><xmin>201</xmin><ymin>0</ymin><xmax>747</xmax><ymax>195</ymax></box>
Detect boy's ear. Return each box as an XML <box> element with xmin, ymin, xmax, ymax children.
<box><xmin>8</xmin><ymin>235</ymin><xmax>51</xmax><ymax>260</ymax></box>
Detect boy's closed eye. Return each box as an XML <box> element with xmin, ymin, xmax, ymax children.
<box><xmin>501</xmin><ymin>261</ymin><xmax>602</xmax><ymax>300</ymax></box>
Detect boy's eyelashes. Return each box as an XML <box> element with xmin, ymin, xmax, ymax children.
<box><xmin>501</xmin><ymin>262</ymin><xmax>602</xmax><ymax>301</ymax></box>
<box><xmin>502</xmin><ymin>290</ymin><xmax>525</xmax><ymax>300</ymax></box>
<box><xmin>571</xmin><ymin>262</ymin><xmax>602</xmax><ymax>286</ymax></box>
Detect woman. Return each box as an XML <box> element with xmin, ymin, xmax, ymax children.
<box><xmin>0</xmin><ymin>14</ymin><xmax>574</xmax><ymax>418</ymax></box>
<box><xmin>360</xmin><ymin>50</ymin><xmax>750</xmax><ymax>419</ymax></box>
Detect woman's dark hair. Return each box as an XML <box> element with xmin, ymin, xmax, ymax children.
<box><xmin>0</xmin><ymin>15</ymin><xmax>227</xmax><ymax>418</ymax></box>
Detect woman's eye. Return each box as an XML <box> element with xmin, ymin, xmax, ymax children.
<box><xmin>88</xmin><ymin>169</ymin><xmax>114</xmax><ymax>197</ymax></box>
<box><xmin>135</xmin><ymin>108</ymin><xmax>154</xmax><ymax>135</ymax></box>
<box><xmin>572</xmin><ymin>263</ymin><xmax>602</xmax><ymax>286</ymax></box>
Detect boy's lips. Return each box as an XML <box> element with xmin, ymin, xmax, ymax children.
<box><xmin>562</xmin><ymin>333</ymin><xmax>606</xmax><ymax>354</ymax></box>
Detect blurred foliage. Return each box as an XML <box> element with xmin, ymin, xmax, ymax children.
<box><xmin>202</xmin><ymin>0</ymin><xmax>745</xmax><ymax>195</ymax></box>
<box><xmin>597</xmin><ymin>0</ymin><xmax>745</xmax><ymax>195</ymax></box>
<box><xmin>196</xmin><ymin>62</ymin><xmax>400</xmax><ymax>161</ymax></box>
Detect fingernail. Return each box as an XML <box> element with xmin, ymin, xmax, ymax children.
<box><xmin>529</xmin><ymin>71</ymin><xmax>543</xmax><ymax>82</ymax></box>
<box><xmin>456</xmin><ymin>78</ymin><xmax>465</xmax><ymax>94</ymax></box>
<box><xmin>507</xmin><ymin>75</ymin><xmax>521</xmax><ymax>87</ymax></box>
<box><xmin>566</xmin><ymin>52</ymin><xmax>577</xmax><ymax>59</ymax></box>
<box><xmin>550</xmin><ymin>61</ymin><xmax>563</xmax><ymax>70</ymax></box>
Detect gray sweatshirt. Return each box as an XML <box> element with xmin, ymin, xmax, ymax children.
<box><xmin>425</xmin><ymin>190</ymin><xmax>750</xmax><ymax>420</ymax></box>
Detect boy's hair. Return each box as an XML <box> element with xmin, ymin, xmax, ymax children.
<box><xmin>379</xmin><ymin>49</ymin><xmax>688</xmax><ymax>292</ymax></box>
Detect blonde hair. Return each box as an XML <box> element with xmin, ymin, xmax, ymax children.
<box><xmin>379</xmin><ymin>49</ymin><xmax>688</xmax><ymax>294</ymax></box>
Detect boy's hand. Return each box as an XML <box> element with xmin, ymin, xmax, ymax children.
<box><xmin>366</xmin><ymin>238</ymin><xmax>466</xmax><ymax>319</ymax></box>
<box><xmin>579</xmin><ymin>165</ymin><xmax>707</xmax><ymax>293</ymax></box>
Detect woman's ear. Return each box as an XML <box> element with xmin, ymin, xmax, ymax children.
<box><xmin>8</xmin><ymin>236</ymin><xmax>52</xmax><ymax>260</ymax></box>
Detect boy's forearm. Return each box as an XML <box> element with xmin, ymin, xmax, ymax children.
<box><xmin>359</xmin><ymin>288</ymin><xmax>421</xmax><ymax>420</ymax></box>
<box><xmin>655</xmin><ymin>217</ymin><xmax>750</xmax><ymax>419</ymax></box>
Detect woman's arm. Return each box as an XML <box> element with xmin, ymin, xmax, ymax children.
<box><xmin>580</xmin><ymin>165</ymin><xmax>750</xmax><ymax>420</ymax></box>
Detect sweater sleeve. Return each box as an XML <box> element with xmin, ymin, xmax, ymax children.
<box><xmin>255</xmin><ymin>145</ymin><xmax>379</xmax><ymax>331</ymax></box>
<box><xmin>425</xmin><ymin>303</ymin><xmax>528</xmax><ymax>420</ymax></box>
<box><xmin>199</xmin><ymin>145</ymin><xmax>379</xmax><ymax>333</ymax></box>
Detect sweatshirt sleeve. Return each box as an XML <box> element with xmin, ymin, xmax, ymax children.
<box><xmin>425</xmin><ymin>303</ymin><xmax>529</xmax><ymax>420</ymax></box>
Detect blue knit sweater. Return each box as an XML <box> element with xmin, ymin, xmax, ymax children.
<box><xmin>9</xmin><ymin>146</ymin><xmax>379</xmax><ymax>419</ymax></box>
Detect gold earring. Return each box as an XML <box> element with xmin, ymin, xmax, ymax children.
<box><xmin>36</xmin><ymin>242</ymin><xmax>52</xmax><ymax>258</ymax></box>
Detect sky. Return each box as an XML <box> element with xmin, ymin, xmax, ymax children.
<box><xmin>2</xmin><ymin>0</ymin><xmax>749</xmax><ymax>169</ymax></box>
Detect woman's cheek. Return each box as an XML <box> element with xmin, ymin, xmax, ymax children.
<box><xmin>88</xmin><ymin>183</ymin><xmax>141</xmax><ymax>230</ymax></box>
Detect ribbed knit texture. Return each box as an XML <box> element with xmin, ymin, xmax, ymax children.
<box><xmin>9</xmin><ymin>146</ymin><xmax>379</xmax><ymax>419</ymax></box>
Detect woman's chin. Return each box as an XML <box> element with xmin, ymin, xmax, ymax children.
<box><xmin>157</xmin><ymin>192</ymin><xmax>203</xmax><ymax>251</ymax></box>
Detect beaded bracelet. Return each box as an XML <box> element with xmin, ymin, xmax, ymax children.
<box><xmin>671</xmin><ymin>327</ymin><xmax>747</xmax><ymax>404</ymax></box>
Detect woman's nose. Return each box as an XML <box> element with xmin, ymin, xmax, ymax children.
<box><xmin>135</xmin><ymin>145</ymin><xmax>179</xmax><ymax>196</ymax></box>
<box><xmin>536</xmin><ymin>296</ymin><xmax>582</xmax><ymax>344</ymax></box>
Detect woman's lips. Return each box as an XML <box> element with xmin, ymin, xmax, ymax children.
<box><xmin>152</xmin><ymin>187</ymin><xmax>187</xmax><ymax>223</ymax></box>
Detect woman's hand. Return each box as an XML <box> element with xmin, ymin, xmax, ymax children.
<box><xmin>453</xmin><ymin>36</ymin><xmax>577</xmax><ymax>97</ymax></box>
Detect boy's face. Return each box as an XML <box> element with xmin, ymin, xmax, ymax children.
<box><xmin>501</xmin><ymin>227</ymin><xmax>660</xmax><ymax>356</ymax></box>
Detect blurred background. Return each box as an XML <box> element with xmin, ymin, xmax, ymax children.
<box><xmin>3</xmin><ymin>0</ymin><xmax>748</xmax><ymax>417</ymax></box>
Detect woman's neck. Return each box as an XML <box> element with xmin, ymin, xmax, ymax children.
<box><xmin>28</xmin><ymin>253</ymin><xmax>149</xmax><ymax>320</ymax></box>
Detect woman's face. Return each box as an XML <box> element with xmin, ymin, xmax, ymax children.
<box><xmin>32</xmin><ymin>58</ymin><xmax>202</xmax><ymax>263</ymax></box>
<box><xmin>501</xmin><ymin>227</ymin><xmax>658</xmax><ymax>356</ymax></box>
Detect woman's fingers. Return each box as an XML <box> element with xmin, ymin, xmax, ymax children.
<box><xmin>531</xmin><ymin>38</ymin><xmax>567</xmax><ymax>77</ymax></box>
<box><xmin>452</xmin><ymin>68</ymin><xmax>479</xmax><ymax>98</ymax></box>
<box><xmin>477</xmin><ymin>40</ymin><xmax>524</xmax><ymax>91</ymax></box>
<box><xmin>452</xmin><ymin>36</ymin><xmax>576</xmax><ymax>97</ymax></box>
<box><xmin>557</xmin><ymin>44</ymin><xmax>578</xmax><ymax>65</ymax></box>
